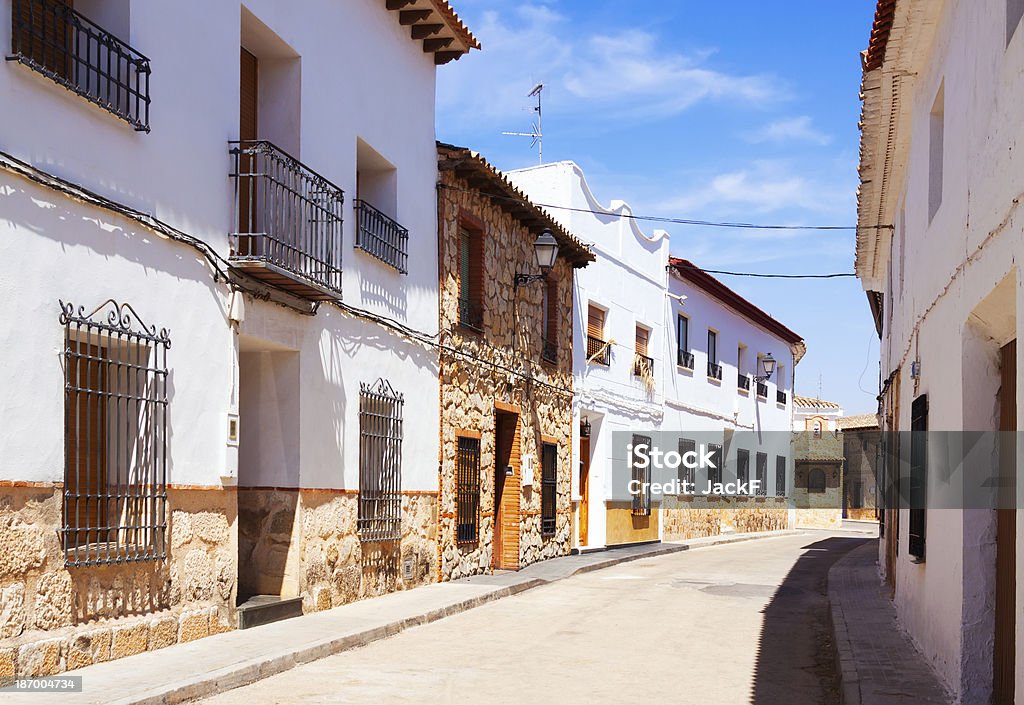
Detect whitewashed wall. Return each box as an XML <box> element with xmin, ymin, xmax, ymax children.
<box><xmin>0</xmin><ymin>0</ymin><xmax>441</xmax><ymax>490</ymax></box>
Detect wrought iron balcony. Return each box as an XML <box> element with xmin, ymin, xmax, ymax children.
<box><xmin>542</xmin><ymin>337</ymin><xmax>558</xmax><ymax>364</ymax></box>
<box><xmin>707</xmin><ymin>362</ymin><xmax>722</xmax><ymax>381</ymax></box>
<box><xmin>7</xmin><ymin>0</ymin><xmax>151</xmax><ymax>131</ymax></box>
<box><xmin>677</xmin><ymin>349</ymin><xmax>694</xmax><ymax>369</ymax></box>
<box><xmin>229</xmin><ymin>140</ymin><xmax>344</xmax><ymax>300</ymax></box>
<box><xmin>458</xmin><ymin>298</ymin><xmax>483</xmax><ymax>332</ymax></box>
<box><xmin>738</xmin><ymin>374</ymin><xmax>751</xmax><ymax>392</ymax></box>
<box><xmin>587</xmin><ymin>335</ymin><xmax>610</xmax><ymax>366</ymax></box>
<box><xmin>633</xmin><ymin>352</ymin><xmax>654</xmax><ymax>378</ymax></box>
<box><xmin>777</xmin><ymin>390</ymin><xmax>788</xmax><ymax>405</ymax></box>
<box><xmin>354</xmin><ymin>199</ymin><xmax>409</xmax><ymax>274</ymax></box>
<box><xmin>757</xmin><ymin>381</ymin><xmax>769</xmax><ymax>398</ymax></box>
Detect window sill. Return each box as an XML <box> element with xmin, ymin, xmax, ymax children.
<box><xmin>737</xmin><ymin>387</ymin><xmax>749</xmax><ymax>396</ymax></box>
<box><xmin>708</xmin><ymin>377</ymin><xmax>722</xmax><ymax>386</ymax></box>
<box><xmin>756</xmin><ymin>394</ymin><xmax>768</xmax><ymax>401</ymax></box>
<box><xmin>677</xmin><ymin>365</ymin><xmax>694</xmax><ymax>374</ymax></box>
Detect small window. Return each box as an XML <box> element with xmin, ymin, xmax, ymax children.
<box><xmin>61</xmin><ymin>299</ymin><xmax>169</xmax><ymax>566</ymax></box>
<box><xmin>813</xmin><ymin>421</ymin><xmax>822</xmax><ymax>439</ymax></box>
<box><xmin>541</xmin><ymin>443</ymin><xmax>557</xmax><ymax>535</ymax></box>
<box><xmin>909</xmin><ymin>394</ymin><xmax>928</xmax><ymax>560</ymax></box>
<box><xmin>358</xmin><ymin>379</ymin><xmax>404</xmax><ymax>542</ymax></box>
<box><xmin>707</xmin><ymin>330</ymin><xmax>721</xmax><ymax>380</ymax></box>
<box><xmin>456</xmin><ymin>436</ymin><xmax>481</xmax><ymax>543</ymax></box>
<box><xmin>775</xmin><ymin>456</ymin><xmax>787</xmax><ymax>497</ymax></box>
<box><xmin>707</xmin><ymin>443</ymin><xmax>723</xmax><ymax>487</ymax></box>
<box><xmin>631</xmin><ymin>434</ymin><xmax>652</xmax><ymax>516</ymax></box>
<box><xmin>541</xmin><ymin>276</ymin><xmax>558</xmax><ymax>363</ymax></box>
<box><xmin>736</xmin><ymin>449</ymin><xmax>750</xmax><ymax>490</ymax></box>
<box><xmin>928</xmin><ymin>84</ymin><xmax>944</xmax><ymax>222</ymax></box>
<box><xmin>458</xmin><ymin>226</ymin><xmax>484</xmax><ymax>331</ymax></box>
<box><xmin>808</xmin><ymin>468</ymin><xmax>826</xmax><ymax>493</ymax></box>
<box><xmin>633</xmin><ymin>325</ymin><xmax>652</xmax><ymax>378</ymax></box>
<box><xmin>678</xmin><ymin>438</ymin><xmax>696</xmax><ymax>491</ymax></box>
<box><xmin>676</xmin><ymin>315</ymin><xmax>692</xmax><ymax>368</ymax></box>
<box><xmin>355</xmin><ymin>139</ymin><xmax>407</xmax><ymax>273</ymax></box>
<box><xmin>755</xmin><ymin>452</ymin><xmax>768</xmax><ymax>496</ymax></box>
<box><xmin>587</xmin><ymin>305</ymin><xmax>609</xmax><ymax>365</ymax></box>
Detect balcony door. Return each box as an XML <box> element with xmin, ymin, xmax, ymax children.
<box><xmin>994</xmin><ymin>339</ymin><xmax>1016</xmax><ymax>705</ymax></box>
<box><xmin>238</xmin><ymin>47</ymin><xmax>258</xmax><ymax>248</ymax></box>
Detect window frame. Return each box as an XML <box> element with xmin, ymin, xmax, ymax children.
<box><xmin>541</xmin><ymin>442</ymin><xmax>557</xmax><ymax>536</ymax></box>
<box><xmin>908</xmin><ymin>394</ymin><xmax>928</xmax><ymax>561</ymax></box>
<box><xmin>357</xmin><ymin>378</ymin><xmax>404</xmax><ymax>543</ymax></box>
<box><xmin>455</xmin><ymin>435</ymin><xmax>481</xmax><ymax>543</ymax></box>
<box><xmin>631</xmin><ymin>434</ymin><xmax>652</xmax><ymax>516</ymax></box>
<box><xmin>755</xmin><ymin>452</ymin><xmax>768</xmax><ymax>496</ymax></box>
<box><xmin>775</xmin><ymin>455</ymin><xmax>787</xmax><ymax>497</ymax></box>
<box><xmin>457</xmin><ymin>219</ymin><xmax>485</xmax><ymax>332</ymax></box>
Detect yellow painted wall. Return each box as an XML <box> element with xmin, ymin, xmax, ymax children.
<box><xmin>605</xmin><ymin>503</ymin><xmax>660</xmax><ymax>545</ymax></box>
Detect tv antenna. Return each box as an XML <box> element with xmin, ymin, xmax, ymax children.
<box><xmin>502</xmin><ymin>83</ymin><xmax>544</xmax><ymax>164</ymax></box>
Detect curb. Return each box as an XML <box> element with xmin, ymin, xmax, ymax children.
<box><xmin>114</xmin><ymin>529</ymin><xmax>797</xmax><ymax>705</ymax></box>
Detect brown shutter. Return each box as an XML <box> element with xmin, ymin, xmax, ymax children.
<box><xmin>587</xmin><ymin>305</ymin><xmax>605</xmax><ymax>340</ymax></box>
<box><xmin>65</xmin><ymin>342</ymin><xmax>108</xmax><ymax>547</ymax></box>
<box><xmin>239</xmin><ymin>48</ymin><xmax>258</xmax><ymax>141</ymax></box>
<box><xmin>14</xmin><ymin>0</ymin><xmax>73</xmax><ymax>79</ymax></box>
<box><xmin>238</xmin><ymin>48</ymin><xmax>258</xmax><ymax>242</ymax></box>
<box><xmin>635</xmin><ymin>326</ymin><xmax>649</xmax><ymax>356</ymax></box>
<box><xmin>545</xmin><ymin>276</ymin><xmax>558</xmax><ymax>344</ymax></box>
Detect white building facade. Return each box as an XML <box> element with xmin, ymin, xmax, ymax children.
<box><xmin>857</xmin><ymin>0</ymin><xmax>1024</xmax><ymax>700</ymax></box>
<box><xmin>509</xmin><ymin>162</ymin><xmax>803</xmax><ymax>549</ymax></box>
<box><xmin>0</xmin><ymin>0</ymin><xmax>476</xmax><ymax>675</ymax></box>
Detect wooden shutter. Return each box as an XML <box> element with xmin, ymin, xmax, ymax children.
<box><xmin>544</xmin><ymin>277</ymin><xmax>558</xmax><ymax>344</ymax></box>
<box><xmin>14</xmin><ymin>0</ymin><xmax>73</xmax><ymax>79</ymax></box>
<box><xmin>908</xmin><ymin>394</ymin><xmax>928</xmax><ymax>560</ymax></box>
<box><xmin>635</xmin><ymin>326</ymin><xmax>649</xmax><ymax>356</ymax></box>
<box><xmin>65</xmin><ymin>342</ymin><xmax>108</xmax><ymax>547</ymax></box>
<box><xmin>240</xmin><ymin>48</ymin><xmax>258</xmax><ymax>141</ymax></box>
<box><xmin>587</xmin><ymin>305</ymin><xmax>605</xmax><ymax>340</ymax></box>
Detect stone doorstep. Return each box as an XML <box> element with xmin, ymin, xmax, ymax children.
<box><xmin>61</xmin><ymin>529</ymin><xmax>798</xmax><ymax>705</ymax></box>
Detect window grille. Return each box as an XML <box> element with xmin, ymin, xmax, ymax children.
<box><xmin>775</xmin><ymin>455</ymin><xmax>787</xmax><ymax>497</ymax></box>
<box><xmin>756</xmin><ymin>452</ymin><xmax>768</xmax><ymax>496</ymax></box>
<box><xmin>60</xmin><ymin>299</ymin><xmax>169</xmax><ymax>567</ymax></box>
<box><xmin>541</xmin><ymin>443</ymin><xmax>557</xmax><ymax>535</ymax></box>
<box><xmin>631</xmin><ymin>434</ymin><xmax>651</xmax><ymax>516</ymax></box>
<box><xmin>678</xmin><ymin>438</ymin><xmax>696</xmax><ymax>492</ymax></box>
<box><xmin>8</xmin><ymin>0</ymin><xmax>151</xmax><ymax>131</ymax></box>
<box><xmin>358</xmin><ymin>379</ymin><xmax>403</xmax><ymax>542</ymax></box>
<box><xmin>736</xmin><ymin>449</ymin><xmax>750</xmax><ymax>489</ymax></box>
<box><xmin>354</xmin><ymin>199</ymin><xmax>409</xmax><ymax>274</ymax></box>
<box><xmin>707</xmin><ymin>443</ymin><xmax>723</xmax><ymax>487</ymax></box>
<box><xmin>456</xmin><ymin>436</ymin><xmax>480</xmax><ymax>543</ymax></box>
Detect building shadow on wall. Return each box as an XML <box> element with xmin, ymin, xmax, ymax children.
<box><xmin>749</xmin><ymin>536</ymin><xmax>869</xmax><ymax>705</ymax></box>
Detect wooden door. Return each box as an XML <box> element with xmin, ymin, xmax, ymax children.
<box><xmin>579</xmin><ymin>436</ymin><xmax>590</xmax><ymax>546</ymax></box>
<box><xmin>995</xmin><ymin>340</ymin><xmax>1016</xmax><ymax>705</ymax></box>
<box><xmin>493</xmin><ymin>412</ymin><xmax>521</xmax><ymax>570</ymax></box>
<box><xmin>238</xmin><ymin>48</ymin><xmax>258</xmax><ymax>244</ymax></box>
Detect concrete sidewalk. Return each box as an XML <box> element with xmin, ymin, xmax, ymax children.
<box><xmin>828</xmin><ymin>542</ymin><xmax>952</xmax><ymax>705</ymax></box>
<box><xmin>9</xmin><ymin>530</ymin><xmax>799</xmax><ymax>705</ymax></box>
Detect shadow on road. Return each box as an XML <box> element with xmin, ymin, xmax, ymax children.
<box><xmin>750</xmin><ymin>535</ymin><xmax>871</xmax><ymax>705</ymax></box>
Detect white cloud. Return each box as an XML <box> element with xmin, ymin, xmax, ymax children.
<box><xmin>745</xmin><ymin>116</ymin><xmax>832</xmax><ymax>145</ymax></box>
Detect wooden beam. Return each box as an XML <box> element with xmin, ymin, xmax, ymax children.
<box><xmin>411</xmin><ymin>23</ymin><xmax>443</xmax><ymax>39</ymax></box>
<box><xmin>423</xmin><ymin>37</ymin><xmax>454</xmax><ymax>52</ymax></box>
<box><xmin>399</xmin><ymin>9</ymin><xmax>432</xmax><ymax>24</ymax></box>
<box><xmin>435</xmin><ymin>51</ymin><xmax>462</xmax><ymax>65</ymax></box>
<box><xmin>385</xmin><ymin>0</ymin><xmax>415</xmax><ymax>10</ymax></box>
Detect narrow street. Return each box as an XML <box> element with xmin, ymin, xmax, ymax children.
<box><xmin>199</xmin><ymin>533</ymin><xmax>868</xmax><ymax>705</ymax></box>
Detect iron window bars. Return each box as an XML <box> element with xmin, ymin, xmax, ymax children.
<box><xmin>358</xmin><ymin>379</ymin><xmax>403</xmax><ymax>542</ymax></box>
<box><xmin>456</xmin><ymin>436</ymin><xmax>481</xmax><ymax>543</ymax></box>
<box><xmin>756</xmin><ymin>381</ymin><xmax>769</xmax><ymax>398</ymax></box>
<box><xmin>678</xmin><ymin>438</ymin><xmax>696</xmax><ymax>492</ymax></box>
<box><xmin>775</xmin><ymin>456</ymin><xmax>787</xmax><ymax>497</ymax></box>
<box><xmin>541</xmin><ymin>443</ymin><xmax>557</xmax><ymax>535</ymax></box>
<box><xmin>677</xmin><ymin>349</ymin><xmax>695</xmax><ymax>369</ymax></box>
<box><xmin>908</xmin><ymin>394</ymin><xmax>928</xmax><ymax>561</ymax></box>
<box><xmin>756</xmin><ymin>452</ymin><xmax>768</xmax><ymax>496</ymax></box>
<box><xmin>542</xmin><ymin>337</ymin><xmax>558</xmax><ymax>364</ymax></box>
<box><xmin>738</xmin><ymin>375</ymin><xmax>751</xmax><ymax>391</ymax></box>
<box><xmin>587</xmin><ymin>335</ymin><xmax>610</xmax><ymax>366</ymax></box>
<box><xmin>354</xmin><ymin>199</ymin><xmax>409</xmax><ymax>274</ymax></box>
<box><xmin>633</xmin><ymin>352</ymin><xmax>654</xmax><ymax>377</ymax></box>
<box><xmin>60</xmin><ymin>299</ymin><xmax>169</xmax><ymax>567</ymax></box>
<box><xmin>8</xmin><ymin>0</ymin><xmax>151</xmax><ymax>131</ymax></box>
<box><xmin>230</xmin><ymin>140</ymin><xmax>345</xmax><ymax>296</ymax></box>
<box><xmin>777</xmin><ymin>390</ymin><xmax>787</xmax><ymax>405</ymax></box>
<box><xmin>707</xmin><ymin>443</ymin><xmax>723</xmax><ymax>487</ymax></box>
<box><xmin>631</xmin><ymin>434</ymin><xmax>652</xmax><ymax>516</ymax></box>
<box><xmin>707</xmin><ymin>362</ymin><xmax>723</xmax><ymax>381</ymax></box>
<box><xmin>736</xmin><ymin>449</ymin><xmax>750</xmax><ymax>491</ymax></box>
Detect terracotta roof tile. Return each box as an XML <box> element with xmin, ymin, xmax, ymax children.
<box><xmin>793</xmin><ymin>395</ymin><xmax>842</xmax><ymax>410</ymax></box>
<box><xmin>838</xmin><ymin>414</ymin><xmax>879</xmax><ymax>430</ymax></box>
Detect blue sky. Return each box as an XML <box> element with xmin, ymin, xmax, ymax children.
<box><xmin>436</xmin><ymin>0</ymin><xmax>879</xmax><ymax>414</ymax></box>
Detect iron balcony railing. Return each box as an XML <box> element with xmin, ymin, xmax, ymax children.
<box><xmin>677</xmin><ymin>349</ymin><xmax>694</xmax><ymax>369</ymax></box>
<box><xmin>633</xmin><ymin>352</ymin><xmax>654</xmax><ymax>377</ymax></box>
<box><xmin>738</xmin><ymin>374</ymin><xmax>751</xmax><ymax>392</ymax></box>
<box><xmin>707</xmin><ymin>361</ymin><xmax>722</xmax><ymax>380</ymax></box>
<box><xmin>757</xmin><ymin>381</ymin><xmax>769</xmax><ymax>398</ymax></box>
<box><xmin>777</xmin><ymin>390</ymin><xmax>788</xmax><ymax>405</ymax></box>
<box><xmin>353</xmin><ymin>199</ymin><xmax>409</xmax><ymax>274</ymax></box>
<box><xmin>542</xmin><ymin>337</ymin><xmax>557</xmax><ymax>364</ymax></box>
<box><xmin>459</xmin><ymin>298</ymin><xmax>483</xmax><ymax>331</ymax></box>
<box><xmin>230</xmin><ymin>140</ymin><xmax>344</xmax><ymax>296</ymax></box>
<box><xmin>8</xmin><ymin>0</ymin><xmax>151</xmax><ymax>130</ymax></box>
<box><xmin>587</xmin><ymin>335</ymin><xmax>610</xmax><ymax>366</ymax></box>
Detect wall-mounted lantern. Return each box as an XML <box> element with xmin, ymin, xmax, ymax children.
<box><xmin>514</xmin><ymin>230</ymin><xmax>559</xmax><ymax>289</ymax></box>
<box><xmin>580</xmin><ymin>417</ymin><xmax>592</xmax><ymax>438</ymax></box>
<box><xmin>755</xmin><ymin>353</ymin><xmax>776</xmax><ymax>382</ymax></box>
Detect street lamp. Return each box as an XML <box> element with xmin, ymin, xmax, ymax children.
<box><xmin>755</xmin><ymin>353</ymin><xmax>776</xmax><ymax>382</ymax></box>
<box><xmin>514</xmin><ymin>230</ymin><xmax>560</xmax><ymax>289</ymax></box>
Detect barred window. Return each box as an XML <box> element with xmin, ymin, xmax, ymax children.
<box><xmin>631</xmin><ymin>434</ymin><xmax>651</xmax><ymax>516</ymax></box>
<box><xmin>456</xmin><ymin>436</ymin><xmax>480</xmax><ymax>543</ymax></box>
<box><xmin>61</xmin><ymin>300</ymin><xmax>169</xmax><ymax>567</ymax></box>
<box><xmin>775</xmin><ymin>455</ymin><xmax>787</xmax><ymax>497</ymax></box>
<box><xmin>736</xmin><ymin>449</ymin><xmax>750</xmax><ymax>490</ymax></box>
<box><xmin>678</xmin><ymin>438</ymin><xmax>696</xmax><ymax>492</ymax></box>
<box><xmin>358</xmin><ymin>379</ymin><xmax>403</xmax><ymax>542</ymax></box>
<box><xmin>541</xmin><ymin>442</ymin><xmax>557</xmax><ymax>535</ymax></box>
<box><xmin>707</xmin><ymin>443</ymin><xmax>723</xmax><ymax>487</ymax></box>
<box><xmin>756</xmin><ymin>452</ymin><xmax>768</xmax><ymax>496</ymax></box>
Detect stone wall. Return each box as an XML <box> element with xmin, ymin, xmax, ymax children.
<box><xmin>437</xmin><ymin>170</ymin><xmax>575</xmax><ymax>581</ymax></box>
<box><xmin>237</xmin><ymin>489</ymin><xmax>436</xmax><ymax>612</ymax></box>
<box><xmin>662</xmin><ymin>495</ymin><xmax>790</xmax><ymax>541</ymax></box>
<box><xmin>0</xmin><ymin>484</ymin><xmax>235</xmax><ymax>678</ymax></box>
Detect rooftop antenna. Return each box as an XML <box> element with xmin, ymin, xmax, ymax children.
<box><xmin>502</xmin><ymin>83</ymin><xmax>544</xmax><ymax>165</ymax></box>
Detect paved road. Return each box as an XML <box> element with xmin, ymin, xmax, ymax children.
<box><xmin>200</xmin><ymin>532</ymin><xmax>868</xmax><ymax>705</ymax></box>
